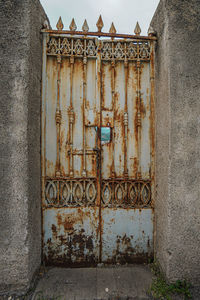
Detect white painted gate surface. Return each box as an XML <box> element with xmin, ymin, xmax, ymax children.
<box><xmin>41</xmin><ymin>17</ymin><xmax>155</xmax><ymax>266</ymax></box>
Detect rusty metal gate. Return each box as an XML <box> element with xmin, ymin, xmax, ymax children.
<box><xmin>41</xmin><ymin>16</ymin><xmax>156</xmax><ymax>266</ymax></box>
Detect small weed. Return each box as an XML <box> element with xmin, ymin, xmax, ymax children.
<box><xmin>149</xmin><ymin>261</ymin><xmax>192</xmax><ymax>300</ymax></box>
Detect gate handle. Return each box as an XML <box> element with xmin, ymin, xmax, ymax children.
<box><xmin>93</xmin><ymin>147</ymin><xmax>100</xmax><ymax>152</ymax></box>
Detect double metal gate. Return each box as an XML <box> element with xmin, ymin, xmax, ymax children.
<box><xmin>41</xmin><ymin>17</ymin><xmax>155</xmax><ymax>266</ymax></box>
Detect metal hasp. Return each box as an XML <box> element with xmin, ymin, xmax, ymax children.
<box><xmin>41</xmin><ymin>17</ymin><xmax>156</xmax><ymax>266</ymax></box>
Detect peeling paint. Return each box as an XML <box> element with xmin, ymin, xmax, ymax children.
<box><xmin>42</xmin><ymin>30</ymin><xmax>155</xmax><ymax>266</ymax></box>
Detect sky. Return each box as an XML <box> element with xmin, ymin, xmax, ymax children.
<box><xmin>40</xmin><ymin>0</ymin><xmax>160</xmax><ymax>36</ymax></box>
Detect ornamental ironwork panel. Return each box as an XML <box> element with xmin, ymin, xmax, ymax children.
<box><xmin>101</xmin><ymin>180</ymin><xmax>151</xmax><ymax>208</ymax></box>
<box><xmin>41</xmin><ymin>15</ymin><xmax>156</xmax><ymax>266</ymax></box>
<box><xmin>46</xmin><ymin>37</ymin><xmax>150</xmax><ymax>61</ymax></box>
<box><xmin>101</xmin><ymin>40</ymin><xmax>150</xmax><ymax>61</ymax></box>
<box><xmin>45</xmin><ymin>179</ymin><xmax>97</xmax><ymax>207</ymax></box>
<box><xmin>47</xmin><ymin>37</ymin><xmax>98</xmax><ymax>58</ymax></box>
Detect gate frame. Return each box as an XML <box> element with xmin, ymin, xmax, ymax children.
<box><xmin>40</xmin><ymin>19</ymin><xmax>156</xmax><ymax>265</ymax></box>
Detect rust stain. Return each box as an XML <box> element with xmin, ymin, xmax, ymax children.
<box><xmin>57</xmin><ymin>213</ymin><xmax>62</xmax><ymax>227</ymax></box>
<box><xmin>50</xmin><ymin>57</ymin><xmax>58</xmax><ymax>107</ymax></box>
<box><xmin>46</xmin><ymin>208</ymin><xmax>100</xmax><ymax>266</ymax></box>
<box><xmin>44</xmin><ymin>28</ymin><xmax>157</xmax><ymax>41</ymax></box>
<box><xmin>102</xmin><ymin>112</ymin><xmax>113</xmax><ymax>126</ymax></box>
<box><xmin>140</xmin><ymin>99</ymin><xmax>146</xmax><ymax>119</ymax></box>
<box><xmin>60</xmin><ymin>129</ymin><xmax>64</xmax><ymax>147</ymax></box>
<box><xmin>43</xmin><ymin>33</ymin><xmax>155</xmax><ymax>266</ymax></box>
<box><xmin>89</xmin><ymin>154</ymin><xmax>96</xmax><ymax>178</ymax></box>
<box><xmin>101</xmin><ymin>62</ymin><xmax>113</xmax><ymax>110</ymax></box>
<box><xmin>46</xmin><ymin>159</ymin><xmax>55</xmax><ymax>176</ymax></box>
<box><xmin>64</xmin><ymin>217</ymin><xmax>74</xmax><ymax>231</ymax></box>
<box><xmin>101</xmin><ymin>62</ymin><xmax>106</xmax><ymax>109</ymax></box>
<box><xmin>104</xmin><ymin>234</ymin><xmax>153</xmax><ymax>265</ymax></box>
<box><xmin>150</xmin><ymin>41</ymin><xmax>155</xmax><ymax>179</ymax></box>
<box><xmin>59</xmin><ymin>234</ymin><xmax>67</xmax><ymax>244</ymax></box>
<box><xmin>46</xmin><ymin>159</ymin><xmax>54</xmax><ymax>170</ymax></box>
<box><xmin>134</xmin><ymin>109</ymin><xmax>138</xmax><ymax>144</ymax></box>
<box><xmin>134</xmin><ymin>157</ymin><xmax>138</xmax><ymax>176</ymax></box>
<box><xmin>74</xmin><ymin>169</ymin><xmax>80</xmax><ymax>177</ymax></box>
<box><xmin>51</xmin><ymin>224</ymin><xmax>57</xmax><ymax>239</ymax></box>
<box><xmin>86</xmin><ymin>100</ymin><xmax>90</xmax><ymax>109</ymax></box>
<box><xmin>56</xmin><ymin>212</ymin><xmax>75</xmax><ymax>231</ymax></box>
<box><xmin>60</xmin><ymin>165</ymin><xmax>66</xmax><ymax>177</ymax></box>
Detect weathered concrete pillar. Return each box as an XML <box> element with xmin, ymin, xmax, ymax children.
<box><xmin>0</xmin><ymin>0</ymin><xmax>49</xmax><ymax>295</ymax></box>
<box><xmin>151</xmin><ymin>0</ymin><xmax>200</xmax><ymax>285</ymax></box>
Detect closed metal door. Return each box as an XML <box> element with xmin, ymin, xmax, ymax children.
<box><xmin>41</xmin><ymin>17</ymin><xmax>155</xmax><ymax>266</ymax></box>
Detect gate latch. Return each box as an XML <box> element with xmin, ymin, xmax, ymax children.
<box><xmin>93</xmin><ymin>147</ymin><xmax>101</xmax><ymax>169</ymax></box>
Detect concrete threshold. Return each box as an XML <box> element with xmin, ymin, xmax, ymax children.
<box><xmin>32</xmin><ymin>264</ymin><xmax>153</xmax><ymax>300</ymax></box>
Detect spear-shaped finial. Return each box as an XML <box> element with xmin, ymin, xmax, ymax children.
<box><xmin>109</xmin><ymin>22</ymin><xmax>116</xmax><ymax>34</ymax></box>
<box><xmin>134</xmin><ymin>21</ymin><xmax>141</xmax><ymax>36</ymax></box>
<box><xmin>43</xmin><ymin>20</ymin><xmax>49</xmax><ymax>30</ymax></box>
<box><xmin>82</xmin><ymin>19</ymin><xmax>89</xmax><ymax>32</ymax></box>
<box><xmin>148</xmin><ymin>25</ymin><xmax>156</xmax><ymax>36</ymax></box>
<box><xmin>96</xmin><ymin>15</ymin><xmax>104</xmax><ymax>32</ymax></box>
<box><xmin>69</xmin><ymin>18</ymin><xmax>77</xmax><ymax>31</ymax></box>
<box><xmin>56</xmin><ymin>16</ymin><xmax>64</xmax><ymax>30</ymax></box>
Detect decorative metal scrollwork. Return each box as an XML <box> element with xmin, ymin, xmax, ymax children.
<box><xmin>45</xmin><ymin>181</ymin><xmax>57</xmax><ymax>205</ymax></box>
<box><xmin>73</xmin><ymin>181</ymin><xmax>84</xmax><ymax>204</ymax></box>
<box><xmin>47</xmin><ymin>37</ymin><xmax>59</xmax><ymax>55</ymax></box>
<box><xmin>74</xmin><ymin>39</ymin><xmax>84</xmax><ymax>55</ymax></box>
<box><xmin>86</xmin><ymin>40</ymin><xmax>97</xmax><ymax>57</ymax></box>
<box><xmin>45</xmin><ymin>179</ymin><xmax>97</xmax><ymax>207</ymax></box>
<box><xmin>114</xmin><ymin>42</ymin><xmax>124</xmax><ymax>59</ymax></box>
<box><xmin>101</xmin><ymin>42</ymin><xmax>112</xmax><ymax>60</ymax></box>
<box><xmin>128</xmin><ymin>183</ymin><xmax>138</xmax><ymax>206</ymax></box>
<box><xmin>115</xmin><ymin>183</ymin><xmax>125</xmax><ymax>205</ymax></box>
<box><xmin>60</xmin><ymin>182</ymin><xmax>71</xmax><ymax>205</ymax></box>
<box><xmin>45</xmin><ymin>179</ymin><xmax>151</xmax><ymax>208</ymax></box>
<box><xmin>101</xmin><ymin>41</ymin><xmax>150</xmax><ymax>61</ymax></box>
<box><xmin>86</xmin><ymin>180</ymin><xmax>97</xmax><ymax>203</ymax></box>
<box><xmin>47</xmin><ymin>37</ymin><xmax>97</xmax><ymax>58</ymax></box>
<box><xmin>127</xmin><ymin>42</ymin><xmax>137</xmax><ymax>59</ymax></box>
<box><xmin>61</xmin><ymin>38</ymin><xmax>71</xmax><ymax>55</ymax></box>
<box><xmin>47</xmin><ymin>37</ymin><xmax>150</xmax><ymax>61</ymax></box>
<box><xmin>102</xmin><ymin>183</ymin><xmax>112</xmax><ymax>206</ymax></box>
<box><xmin>101</xmin><ymin>180</ymin><xmax>151</xmax><ymax>208</ymax></box>
<box><xmin>140</xmin><ymin>182</ymin><xmax>151</xmax><ymax>206</ymax></box>
<box><xmin>139</xmin><ymin>42</ymin><xmax>150</xmax><ymax>59</ymax></box>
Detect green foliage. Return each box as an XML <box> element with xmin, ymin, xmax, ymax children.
<box><xmin>149</xmin><ymin>261</ymin><xmax>192</xmax><ymax>300</ymax></box>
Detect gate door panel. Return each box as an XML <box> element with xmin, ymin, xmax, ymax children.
<box><xmin>41</xmin><ymin>17</ymin><xmax>156</xmax><ymax>266</ymax></box>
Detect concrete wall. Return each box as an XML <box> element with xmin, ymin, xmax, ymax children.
<box><xmin>0</xmin><ymin>0</ymin><xmax>49</xmax><ymax>295</ymax></box>
<box><xmin>151</xmin><ymin>0</ymin><xmax>200</xmax><ymax>285</ymax></box>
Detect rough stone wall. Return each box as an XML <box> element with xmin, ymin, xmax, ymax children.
<box><xmin>0</xmin><ymin>0</ymin><xmax>49</xmax><ymax>295</ymax></box>
<box><xmin>151</xmin><ymin>0</ymin><xmax>200</xmax><ymax>285</ymax></box>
